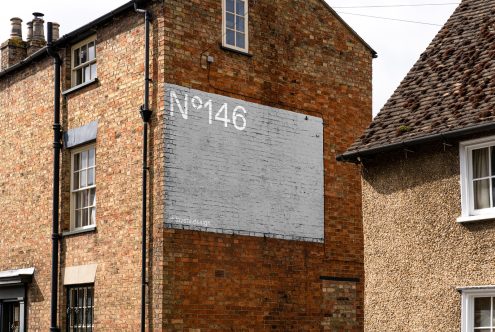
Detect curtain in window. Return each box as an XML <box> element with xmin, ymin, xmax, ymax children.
<box><xmin>473</xmin><ymin>148</ymin><xmax>490</xmax><ymax>209</ymax></box>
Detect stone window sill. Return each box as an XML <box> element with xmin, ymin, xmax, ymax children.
<box><xmin>456</xmin><ymin>214</ymin><xmax>495</xmax><ymax>223</ymax></box>
<box><xmin>61</xmin><ymin>225</ymin><xmax>96</xmax><ymax>237</ymax></box>
<box><xmin>219</xmin><ymin>44</ymin><xmax>252</xmax><ymax>57</ymax></box>
<box><xmin>62</xmin><ymin>78</ymin><xmax>98</xmax><ymax>96</ymax></box>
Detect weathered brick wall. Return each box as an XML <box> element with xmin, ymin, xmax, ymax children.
<box><xmin>159</xmin><ymin>0</ymin><xmax>372</xmax><ymax>330</ymax></box>
<box><xmin>0</xmin><ymin>7</ymin><xmax>155</xmax><ymax>332</ymax></box>
<box><xmin>58</xmin><ymin>11</ymin><xmax>146</xmax><ymax>331</ymax></box>
<box><xmin>0</xmin><ymin>58</ymin><xmax>54</xmax><ymax>331</ymax></box>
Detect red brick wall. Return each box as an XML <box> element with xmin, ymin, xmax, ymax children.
<box><xmin>0</xmin><ymin>0</ymin><xmax>371</xmax><ymax>330</ymax></box>
<box><xmin>158</xmin><ymin>0</ymin><xmax>372</xmax><ymax>330</ymax></box>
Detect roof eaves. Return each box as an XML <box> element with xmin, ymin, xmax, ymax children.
<box><xmin>337</xmin><ymin>122</ymin><xmax>495</xmax><ymax>163</ymax></box>
<box><xmin>318</xmin><ymin>0</ymin><xmax>377</xmax><ymax>58</ymax></box>
<box><xmin>0</xmin><ymin>1</ymin><xmax>137</xmax><ymax>79</ymax></box>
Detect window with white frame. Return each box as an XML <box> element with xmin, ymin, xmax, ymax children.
<box><xmin>459</xmin><ymin>136</ymin><xmax>495</xmax><ymax>222</ymax></box>
<box><xmin>71</xmin><ymin>145</ymin><xmax>96</xmax><ymax>230</ymax></box>
<box><xmin>222</xmin><ymin>0</ymin><xmax>249</xmax><ymax>52</ymax></box>
<box><xmin>461</xmin><ymin>289</ymin><xmax>495</xmax><ymax>332</ymax></box>
<box><xmin>71</xmin><ymin>36</ymin><xmax>97</xmax><ymax>87</ymax></box>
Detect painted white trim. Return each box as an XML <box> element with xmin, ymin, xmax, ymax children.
<box><xmin>71</xmin><ymin>35</ymin><xmax>97</xmax><ymax>88</ymax></box>
<box><xmin>70</xmin><ymin>144</ymin><xmax>96</xmax><ymax>231</ymax></box>
<box><xmin>460</xmin><ymin>287</ymin><xmax>495</xmax><ymax>332</ymax></box>
<box><xmin>222</xmin><ymin>0</ymin><xmax>249</xmax><ymax>53</ymax></box>
<box><xmin>0</xmin><ymin>268</ymin><xmax>34</xmax><ymax>279</ymax></box>
<box><xmin>459</xmin><ymin>135</ymin><xmax>495</xmax><ymax>220</ymax></box>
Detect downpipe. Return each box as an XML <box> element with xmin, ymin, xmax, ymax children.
<box><xmin>47</xmin><ymin>21</ymin><xmax>62</xmax><ymax>332</ymax></box>
<box><xmin>134</xmin><ymin>3</ymin><xmax>152</xmax><ymax>332</ymax></box>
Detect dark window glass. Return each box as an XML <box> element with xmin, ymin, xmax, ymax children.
<box><xmin>66</xmin><ymin>285</ymin><xmax>94</xmax><ymax>332</ymax></box>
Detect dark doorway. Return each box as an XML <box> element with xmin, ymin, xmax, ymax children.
<box><xmin>0</xmin><ymin>301</ymin><xmax>21</xmax><ymax>332</ymax></box>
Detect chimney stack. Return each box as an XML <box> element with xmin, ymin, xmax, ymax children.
<box><xmin>1</xmin><ymin>17</ymin><xmax>27</xmax><ymax>71</ymax></box>
<box><xmin>27</xmin><ymin>12</ymin><xmax>46</xmax><ymax>55</ymax></box>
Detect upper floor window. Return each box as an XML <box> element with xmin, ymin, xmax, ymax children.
<box><xmin>71</xmin><ymin>36</ymin><xmax>97</xmax><ymax>87</ymax></box>
<box><xmin>459</xmin><ymin>136</ymin><xmax>495</xmax><ymax>222</ymax></box>
<box><xmin>71</xmin><ymin>145</ymin><xmax>96</xmax><ymax>230</ymax></box>
<box><xmin>222</xmin><ymin>0</ymin><xmax>249</xmax><ymax>52</ymax></box>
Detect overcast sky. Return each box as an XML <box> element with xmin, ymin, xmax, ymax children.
<box><xmin>0</xmin><ymin>0</ymin><xmax>460</xmax><ymax>116</ymax></box>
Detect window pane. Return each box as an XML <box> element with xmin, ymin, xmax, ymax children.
<box><xmin>226</xmin><ymin>13</ymin><xmax>235</xmax><ymax>29</ymax></box>
<box><xmin>76</xmin><ymin>191</ymin><xmax>82</xmax><ymax>209</ymax></box>
<box><xmin>88</xmin><ymin>168</ymin><xmax>95</xmax><ymax>186</ymax></box>
<box><xmin>76</xmin><ymin>68</ymin><xmax>83</xmax><ymax>85</ymax></box>
<box><xmin>226</xmin><ymin>0</ymin><xmax>234</xmax><ymax>12</ymax></box>
<box><xmin>82</xmin><ymin>208</ymin><xmax>88</xmax><ymax>227</ymax></box>
<box><xmin>84</xmin><ymin>65</ymin><xmax>91</xmax><ymax>83</ymax></box>
<box><xmin>226</xmin><ymin>29</ymin><xmax>235</xmax><ymax>46</ymax></box>
<box><xmin>89</xmin><ymin>148</ymin><xmax>95</xmax><ymax>166</ymax></box>
<box><xmin>475</xmin><ymin>297</ymin><xmax>491</xmax><ymax>327</ymax></box>
<box><xmin>74</xmin><ymin>153</ymin><xmax>81</xmax><ymax>171</ymax></box>
<box><xmin>80</xmin><ymin>169</ymin><xmax>87</xmax><ymax>188</ymax></box>
<box><xmin>474</xmin><ymin>180</ymin><xmax>490</xmax><ymax>210</ymax></box>
<box><xmin>491</xmin><ymin>147</ymin><xmax>495</xmax><ymax>176</ymax></box>
<box><xmin>236</xmin><ymin>32</ymin><xmax>245</xmax><ymax>49</ymax></box>
<box><xmin>236</xmin><ymin>0</ymin><xmax>245</xmax><ymax>15</ymax></box>
<box><xmin>90</xmin><ymin>188</ymin><xmax>96</xmax><ymax>206</ymax></box>
<box><xmin>90</xmin><ymin>207</ymin><xmax>96</xmax><ymax>225</ymax></box>
<box><xmin>90</xmin><ymin>64</ymin><xmax>97</xmax><ymax>80</ymax></box>
<box><xmin>236</xmin><ymin>16</ymin><xmax>245</xmax><ymax>32</ymax></box>
<box><xmin>473</xmin><ymin>148</ymin><xmax>490</xmax><ymax>179</ymax></box>
<box><xmin>80</xmin><ymin>45</ymin><xmax>87</xmax><ymax>64</ymax></box>
<box><xmin>74</xmin><ymin>48</ymin><xmax>80</xmax><ymax>67</ymax></box>
<box><xmin>73</xmin><ymin>172</ymin><xmax>80</xmax><ymax>190</ymax></box>
<box><xmin>81</xmin><ymin>151</ymin><xmax>88</xmax><ymax>169</ymax></box>
<box><xmin>75</xmin><ymin>210</ymin><xmax>81</xmax><ymax>228</ymax></box>
<box><xmin>88</xmin><ymin>42</ymin><xmax>95</xmax><ymax>61</ymax></box>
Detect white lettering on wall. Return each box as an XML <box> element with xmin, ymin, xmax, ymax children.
<box><xmin>170</xmin><ymin>90</ymin><xmax>247</xmax><ymax>131</ymax></box>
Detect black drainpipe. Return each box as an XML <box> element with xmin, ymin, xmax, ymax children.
<box><xmin>47</xmin><ymin>22</ymin><xmax>62</xmax><ymax>332</ymax></box>
<box><xmin>134</xmin><ymin>3</ymin><xmax>152</xmax><ymax>332</ymax></box>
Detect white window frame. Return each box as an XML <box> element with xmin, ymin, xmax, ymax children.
<box><xmin>222</xmin><ymin>0</ymin><xmax>249</xmax><ymax>53</ymax></box>
<box><xmin>458</xmin><ymin>136</ymin><xmax>495</xmax><ymax>222</ymax></box>
<box><xmin>461</xmin><ymin>288</ymin><xmax>495</xmax><ymax>332</ymax></box>
<box><xmin>71</xmin><ymin>35</ymin><xmax>97</xmax><ymax>88</ymax></box>
<box><xmin>70</xmin><ymin>144</ymin><xmax>96</xmax><ymax>231</ymax></box>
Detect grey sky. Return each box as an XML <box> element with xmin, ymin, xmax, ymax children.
<box><xmin>0</xmin><ymin>0</ymin><xmax>460</xmax><ymax>116</ymax></box>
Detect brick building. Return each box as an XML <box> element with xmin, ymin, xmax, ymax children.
<box><xmin>339</xmin><ymin>0</ymin><xmax>495</xmax><ymax>331</ymax></box>
<box><xmin>0</xmin><ymin>0</ymin><xmax>374</xmax><ymax>330</ymax></box>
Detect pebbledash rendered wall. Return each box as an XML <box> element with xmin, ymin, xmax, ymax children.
<box><xmin>361</xmin><ymin>142</ymin><xmax>495</xmax><ymax>331</ymax></box>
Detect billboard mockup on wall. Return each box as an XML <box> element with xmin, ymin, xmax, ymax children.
<box><xmin>164</xmin><ymin>83</ymin><xmax>324</xmax><ymax>242</ymax></box>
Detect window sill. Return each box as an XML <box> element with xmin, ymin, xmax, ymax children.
<box><xmin>456</xmin><ymin>214</ymin><xmax>495</xmax><ymax>223</ymax></box>
<box><xmin>220</xmin><ymin>44</ymin><xmax>252</xmax><ymax>57</ymax></box>
<box><xmin>61</xmin><ymin>225</ymin><xmax>96</xmax><ymax>237</ymax></box>
<box><xmin>62</xmin><ymin>78</ymin><xmax>98</xmax><ymax>96</ymax></box>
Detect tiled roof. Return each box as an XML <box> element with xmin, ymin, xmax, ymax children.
<box><xmin>341</xmin><ymin>0</ymin><xmax>495</xmax><ymax>160</ymax></box>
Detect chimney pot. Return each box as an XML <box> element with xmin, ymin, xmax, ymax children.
<box><xmin>10</xmin><ymin>17</ymin><xmax>23</xmax><ymax>40</ymax></box>
<box><xmin>51</xmin><ymin>23</ymin><xmax>60</xmax><ymax>41</ymax></box>
<box><xmin>26</xmin><ymin>21</ymin><xmax>33</xmax><ymax>42</ymax></box>
<box><xmin>32</xmin><ymin>17</ymin><xmax>45</xmax><ymax>42</ymax></box>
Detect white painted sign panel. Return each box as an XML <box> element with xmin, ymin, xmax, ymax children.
<box><xmin>164</xmin><ymin>84</ymin><xmax>324</xmax><ymax>242</ymax></box>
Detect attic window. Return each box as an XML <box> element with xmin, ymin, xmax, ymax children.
<box><xmin>222</xmin><ymin>0</ymin><xmax>249</xmax><ymax>53</ymax></box>
<box><xmin>458</xmin><ymin>136</ymin><xmax>495</xmax><ymax>222</ymax></box>
<box><xmin>71</xmin><ymin>36</ymin><xmax>97</xmax><ymax>87</ymax></box>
